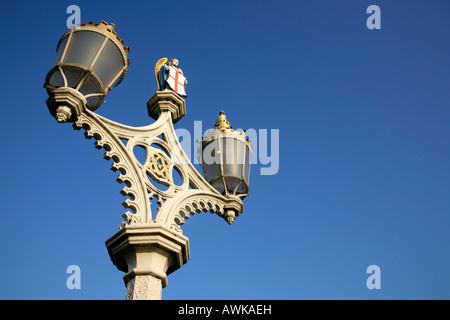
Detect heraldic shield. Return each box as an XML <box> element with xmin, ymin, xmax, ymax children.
<box><xmin>166</xmin><ymin>66</ymin><xmax>187</xmax><ymax>97</ymax></box>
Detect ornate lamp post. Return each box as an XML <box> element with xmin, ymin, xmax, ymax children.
<box><xmin>44</xmin><ymin>21</ymin><xmax>251</xmax><ymax>300</ymax></box>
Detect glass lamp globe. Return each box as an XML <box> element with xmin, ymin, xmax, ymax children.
<box><xmin>198</xmin><ymin>111</ymin><xmax>252</xmax><ymax>199</ymax></box>
<box><xmin>44</xmin><ymin>21</ymin><xmax>130</xmax><ymax>111</ymax></box>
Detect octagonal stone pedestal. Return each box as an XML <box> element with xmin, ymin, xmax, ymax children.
<box><xmin>147</xmin><ymin>90</ymin><xmax>186</xmax><ymax>124</ymax></box>
<box><xmin>105</xmin><ymin>223</ymin><xmax>190</xmax><ymax>300</ymax></box>
<box><xmin>46</xmin><ymin>87</ymin><xmax>87</xmax><ymax>123</ymax></box>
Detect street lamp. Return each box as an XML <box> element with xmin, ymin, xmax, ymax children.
<box><xmin>44</xmin><ymin>21</ymin><xmax>251</xmax><ymax>300</ymax></box>
<box><xmin>198</xmin><ymin>111</ymin><xmax>252</xmax><ymax>201</ymax></box>
<box><xmin>44</xmin><ymin>21</ymin><xmax>130</xmax><ymax>121</ymax></box>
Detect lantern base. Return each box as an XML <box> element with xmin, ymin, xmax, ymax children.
<box><xmin>46</xmin><ymin>87</ymin><xmax>87</xmax><ymax>123</ymax></box>
<box><xmin>223</xmin><ymin>195</ymin><xmax>244</xmax><ymax>225</ymax></box>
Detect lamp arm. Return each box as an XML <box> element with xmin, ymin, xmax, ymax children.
<box><xmin>155</xmin><ymin>189</ymin><xmax>243</xmax><ymax>231</ymax></box>
<box><xmin>48</xmin><ymin>87</ymin><xmax>243</xmax><ymax>230</ymax></box>
<box><xmin>73</xmin><ymin>108</ymin><xmax>153</xmax><ymax>225</ymax></box>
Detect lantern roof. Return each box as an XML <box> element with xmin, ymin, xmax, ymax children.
<box><xmin>57</xmin><ymin>20</ymin><xmax>130</xmax><ymax>65</ymax></box>
<box><xmin>215</xmin><ymin>111</ymin><xmax>231</xmax><ymax>130</ymax></box>
<box><xmin>200</xmin><ymin>111</ymin><xmax>251</xmax><ymax>146</ymax></box>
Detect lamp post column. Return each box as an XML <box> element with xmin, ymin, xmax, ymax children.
<box><xmin>104</xmin><ymin>92</ymin><xmax>189</xmax><ymax>300</ymax></box>
<box><xmin>106</xmin><ymin>223</ymin><xmax>190</xmax><ymax>300</ymax></box>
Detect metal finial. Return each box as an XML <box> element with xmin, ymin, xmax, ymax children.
<box><xmin>108</xmin><ymin>23</ymin><xmax>116</xmax><ymax>32</ymax></box>
<box><xmin>215</xmin><ymin>110</ymin><xmax>230</xmax><ymax>130</ymax></box>
<box><xmin>99</xmin><ymin>21</ymin><xmax>116</xmax><ymax>32</ymax></box>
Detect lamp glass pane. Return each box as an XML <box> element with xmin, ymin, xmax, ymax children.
<box><xmin>79</xmin><ymin>73</ymin><xmax>103</xmax><ymax>109</ymax></box>
<box><xmin>79</xmin><ymin>73</ymin><xmax>102</xmax><ymax>96</ymax></box>
<box><xmin>54</xmin><ymin>36</ymin><xmax>68</xmax><ymax>65</ymax></box>
<box><xmin>221</xmin><ymin>137</ymin><xmax>243</xmax><ymax>177</ymax></box>
<box><xmin>92</xmin><ymin>40</ymin><xmax>124</xmax><ymax>87</ymax></box>
<box><xmin>63</xmin><ymin>31</ymin><xmax>105</xmax><ymax>67</ymax></box>
<box><xmin>201</xmin><ymin>140</ymin><xmax>222</xmax><ymax>181</ymax></box>
<box><xmin>48</xmin><ymin>69</ymin><xmax>65</xmax><ymax>88</ymax></box>
<box><xmin>237</xmin><ymin>183</ymin><xmax>247</xmax><ymax>194</ymax></box>
<box><xmin>244</xmin><ymin>145</ymin><xmax>251</xmax><ymax>183</ymax></box>
<box><xmin>211</xmin><ymin>179</ymin><xmax>225</xmax><ymax>195</ymax></box>
<box><xmin>225</xmin><ymin>176</ymin><xmax>241</xmax><ymax>192</ymax></box>
<box><xmin>61</xmin><ymin>65</ymin><xmax>85</xmax><ymax>88</ymax></box>
<box><xmin>85</xmin><ymin>95</ymin><xmax>103</xmax><ymax>110</ymax></box>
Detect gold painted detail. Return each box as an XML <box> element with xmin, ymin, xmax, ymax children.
<box><xmin>155</xmin><ymin>57</ymin><xmax>168</xmax><ymax>91</ymax></box>
<box><xmin>146</xmin><ymin>148</ymin><xmax>173</xmax><ymax>182</ymax></box>
<box><xmin>214</xmin><ymin>111</ymin><xmax>231</xmax><ymax>130</ymax></box>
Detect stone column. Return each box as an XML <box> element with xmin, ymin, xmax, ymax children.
<box><xmin>105</xmin><ymin>223</ymin><xmax>190</xmax><ymax>300</ymax></box>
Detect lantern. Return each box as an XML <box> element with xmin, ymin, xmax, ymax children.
<box><xmin>198</xmin><ymin>111</ymin><xmax>252</xmax><ymax>198</ymax></box>
<box><xmin>44</xmin><ymin>21</ymin><xmax>130</xmax><ymax>112</ymax></box>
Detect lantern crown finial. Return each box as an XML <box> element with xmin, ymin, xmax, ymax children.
<box><xmin>99</xmin><ymin>20</ymin><xmax>116</xmax><ymax>32</ymax></box>
<box><xmin>215</xmin><ymin>110</ymin><xmax>231</xmax><ymax>130</ymax></box>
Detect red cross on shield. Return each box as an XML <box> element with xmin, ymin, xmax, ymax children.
<box><xmin>166</xmin><ymin>66</ymin><xmax>187</xmax><ymax>97</ymax></box>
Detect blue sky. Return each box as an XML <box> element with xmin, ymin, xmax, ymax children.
<box><xmin>0</xmin><ymin>0</ymin><xmax>449</xmax><ymax>299</ymax></box>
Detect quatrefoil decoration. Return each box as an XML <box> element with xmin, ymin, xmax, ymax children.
<box><xmin>146</xmin><ymin>147</ymin><xmax>173</xmax><ymax>183</ymax></box>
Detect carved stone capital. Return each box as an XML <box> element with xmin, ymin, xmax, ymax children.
<box><xmin>46</xmin><ymin>87</ymin><xmax>87</xmax><ymax>123</ymax></box>
<box><xmin>147</xmin><ymin>90</ymin><xmax>186</xmax><ymax>124</ymax></box>
<box><xmin>223</xmin><ymin>195</ymin><xmax>244</xmax><ymax>224</ymax></box>
<box><xmin>105</xmin><ymin>223</ymin><xmax>190</xmax><ymax>300</ymax></box>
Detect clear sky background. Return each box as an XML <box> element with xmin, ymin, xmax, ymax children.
<box><xmin>0</xmin><ymin>0</ymin><xmax>449</xmax><ymax>300</ymax></box>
